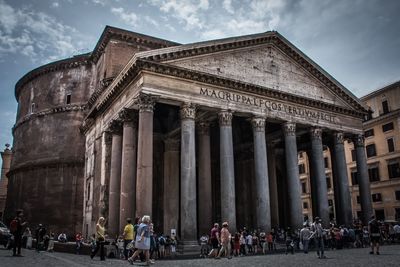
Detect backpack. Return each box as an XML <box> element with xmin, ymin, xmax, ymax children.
<box><xmin>159</xmin><ymin>237</ymin><xmax>165</xmax><ymax>245</ymax></box>
<box><xmin>10</xmin><ymin>219</ymin><xmax>18</xmax><ymax>233</ymax></box>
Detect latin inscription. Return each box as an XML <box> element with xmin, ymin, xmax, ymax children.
<box><xmin>200</xmin><ymin>87</ymin><xmax>336</xmax><ymax>123</ymax></box>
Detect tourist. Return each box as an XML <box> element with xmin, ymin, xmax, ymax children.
<box><xmin>216</xmin><ymin>222</ymin><xmax>231</xmax><ymax>259</ymax></box>
<box><xmin>199</xmin><ymin>233</ymin><xmax>209</xmax><ymax>257</ymax></box>
<box><xmin>300</xmin><ymin>224</ymin><xmax>311</xmax><ymax>253</ymax></box>
<box><xmin>47</xmin><ymin>233</ymin><xmax>55</xmax><ymax>252</ymax></box>
<box><xmin>24</xmin><ymin>227</ymin><xmax>33</xmax><ymax>249</ymax></box>
<box><xmin>252</xmin><ymin>232</ymin><xmax>259</xmax><ymax>254</ymax></box>
<box><xmin>149</xmin><ymin>223</ymin><xmax>157</xmax><ymax>262</ymax></box>
<box><xmin>58</xmin><ymin>232</ymin><xmax>67</xmax><ymax>243</ymax></box>
<box><xmin>368</xmin><ymin>215</ymin><xmax>381</xmax><ymax>255</ymax></box>
<box><xmin>285</xmin><ymin>228</ymin><xmax>294</xmax><ymax>255</ymax></box>
<box><xmin>10</xmin><ymin>209</ymin><xmax>27</xmax><ymax>256</ymax></box>
<box><xmin>90</xmin><ymin>217</ymin><xmax>107</xmax><ymax>261</ymax></box>
<box><xmin>246</xmin><ymin>232</ymin><xmax>253</xmax><ymax>254</ymax></box>
<box><xmin>35</xmin><ymin>224</ymin><xmax>46</xmax><ymax>251</ymax></box>
<box><xmin>123</xmin><ymin>218</ymin><xmax>134</xmax><ymax>259</ymax></box>
<box><xmin>259</xmin><ymin>230</ymin><xmax>266</xmax><ymax>254</ymax></box>
<box><xmin>208</xmin><ymin>223</ymin><xmax>220</xmax><ymax>258</ymax></box>
<box><xmin>128</xmin><ymin>215</ymin><xmax>152</xmax><ymax>265</ymax></box>
<box><xmin>76</xmin><ymin>232</ymin><xmax>83</xmax><ymax>254</ymax></box>
<box><xmin>233</xmin><ymin>232</ymin><xmax>240</xmax><ymax>256</ymax></box>
<box><xmin>117</xmin><ymin>235</ymin><xmax>125</xmax><ymax>259</ymax></box>
<box><xmin>311</xmin><ymin>217</ymin><xmax>326</xmax><ymax>259</ymax></box>
<box><xmin>158</xmin><ymin>234</ymin><xmax>166</xmax><ymax>258</ymax></box>
<box><xmin>239</xmin><ymin>231</ymin><xmax>246</xmax><ymax>256</ymax></box>
<box><xmin>170</xmin><ymin>235</ymin><xmax>177</xmax><ymax>256</ymax></box>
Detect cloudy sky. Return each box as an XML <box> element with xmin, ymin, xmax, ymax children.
<box><xmin>0</xmin><ymin>0</ymin><xmax>399</xmax><ymax>162</ymax></box>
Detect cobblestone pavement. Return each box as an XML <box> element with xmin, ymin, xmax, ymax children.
<box><xmin>1</xmin><ymin>246</ymin><xmax>400</xmax><ymax>267</ymax></box>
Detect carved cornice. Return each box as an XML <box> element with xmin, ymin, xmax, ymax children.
<box><xmin>218</xmin><ymin>110</ymin><xmax>233</xmax><ymax>127</ymax></box>
<box><xmin>333</xmin><ymin>132</ymin><xmax>344</xmax><ymax>145</ymax></box>
<box><xmin>282</xmin><ymin>122</ymin><xmax>296</xmax><ymax>136</ymax></box>
<box><xmin>164</xmin><ymin>139</ymin><xmax>180</xmax><ymax>152</ymax></box>
<box><xmin>251</xmin><ymin>117</ymin><xmax>266</xmax><ymax>132</ymax></box>
<box><xmin>197</xmin><ymin>121</ymin><xmax>210</xmax><ymax>135</ymax></box>
<box><xmin>180</xmin><ymin>103</ymin><xmax>196</xmax><ymax>120</ymax></box>
<box><xmin>310</xmin><ymin>127</ymin><xmax>322</xmax><ymax>140</ymax></box>
<box><xmin>352</xmin><ymin>134</ymin><xmax>365</xmax><ymax>147</ymax></box>
<box><xmin>136</xmin><ymin>93</ymin><xmax>157</xmax><ymax>113</ymax></box>
<box><xmin>8</xmin><ymin>159</ymin><xmax>85</xmax><ymax>177</ymax></box>
<box><xmin>13</xmin><ymin>104</ymin><xmax>87</xmax><ymax>133</ymax></box>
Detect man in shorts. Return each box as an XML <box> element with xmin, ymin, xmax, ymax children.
<box><xmin>208</xmin><ymin>223</ymin><xmax>220</xmax><ymax>258</ymax></box>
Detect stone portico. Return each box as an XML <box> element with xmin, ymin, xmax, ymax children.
<box><xmin>81</xmin><ymin>30</ymin><xmax>372</xmax><ymax>249</ymax></box>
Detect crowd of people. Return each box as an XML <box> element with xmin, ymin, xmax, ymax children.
<box><xmin>6</xmin><ymin>209</ymin><xmax>400</xmax><ymax>264</ymax></box>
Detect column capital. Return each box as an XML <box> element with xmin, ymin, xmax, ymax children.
<box><xmin>282</xmin><ymin>122</ymin><xmax>296</xmax><ymax>136</ymax></box>
<box><xmin>180</xmin><ymin>103</ymin><xmax>196</xmax><ymax>120</ymax></box>
<box><xmin>310</xmin><ymin>127</ymin><xmax>322</xmax><ymax>140</ymax></box>
<box><xmin>107</xmin><ymin>119</ymin><xmax>122</xmax><ymax>134</ymax></box>
<box><xmin>118</xmin><ymin>108</ymin><xmax>138</xmax><ymax>124</ymax></box>
<box><xmin>352</xmin><ymin>134</ymin><xmax>365</xmax><ymax>147</ymax></box>
<box><xmin>197</xmin><ymin>121</ymin><xmax>210</xmax><ymax>135</ymax></box>
<box><xmin>164</xmin><ymin>139</ymin><xmax>180</xmax><ymax>152</ymax></box>
<box><xmin>251</xmin><ymin>116</ymin><xmax>266</xmax><ymax>132</ymax></box>
<box><xmin>218</xmin><ymin>110</ymin><xmax>233</xmax><ymax>126</ymax></box>
<box><xmin>333</xmin><ymin>132</ymin><xmax>344</xmax><ymax>145</ymax></box>
<box><xmin>137</xmin><ymin>93</ymin><xmax>157</xmax><ymax>113</ymax></box>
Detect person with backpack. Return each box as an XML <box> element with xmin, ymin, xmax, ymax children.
<box><xmin>158</xmin><ymin>234</ymin><xmax>166</xmax><ymax>258</ymax></box>
<box><xmin>10</xmin><ymin>209</ymin><xmax>27</xmax><ymax>256</ymax></box>
<box><xmin>369</xmin><ymin>215</ymin><xmax>381</xmax><ymax>255</ymax></box>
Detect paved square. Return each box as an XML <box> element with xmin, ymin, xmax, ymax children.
<box><xmin>1</xmin><ymin>246</ymin><xmax>400</xmax><ymax>267</ymax></box>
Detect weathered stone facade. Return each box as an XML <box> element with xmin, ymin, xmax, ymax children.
<box><xmin>6</xmin><ymin>26</ymin><xmax>373</xmax><ymax>242</ymax></box>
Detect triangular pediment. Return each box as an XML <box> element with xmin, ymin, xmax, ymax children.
<box><xmin>136</xmin><ymin>32</ymin><xmax>366</xmax><ymax>112</ymax></box>
<box><xmin>166</xmin><ymin>45</ymin><xmax>350</xmax><ymax>108</ymax></box>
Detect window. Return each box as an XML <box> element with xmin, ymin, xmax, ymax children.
<box><xmin>299</xmin><ymin>152</ymin><xmax>303</xmax><ymax>158</ymax></box>
<box><xmin>356</xmin><ymin>195</ymin><xmax>360</xmax><ymax>204</ymax></box>
<box><xmin>372</xmin><ymin>193</ymin><xmax>382</xmax><ymax>202</ymax></box>
<box><xmin>366</xmin><ymin>144</ymin><xmax>376</xmax><ymax>158</ymax></box>
<box><xmin>382</xmin><ymin>100</ymin><xmax>389</xmax><ymax>114</ymax></box>
<box><xmin>368</xmin><ymin>166</ymin><xmax>380</xmax><ymax>182</ymax></box>
<box><xmin>326</xmin><ymin>176</ymin><xmax>332</xmax><ymax>189</ymax></box>
<box><xmin>375</xmin><ymin>209</ymin><xmax>385</xmax><ymax>221</ymax></box>
<box><xmin>351</xmin><ymin>170</ymin><xmax>358</xmax><ymax>185</ymax></box>
<box><xmin>301</xmin><ymin>182</ymin><xmax>307</xmax><ymax>194</ymax></box>
<box><xmin>299</xmin><ymin>164</ymin><xmax>305</xmax><ymax>174</ymax></box>
<box><xmin>396</xmin><ymin>208</ymin><xmax>400</xmax><ymax>221</ymax></box>
<box><xmin>303</xmin><ymin>202</ymin><xmax>308</xmax><ymax>209</ymax></box>
<box><xmin>388</xmin><ymin>162</ymin><xmax>400</xmax><ymax>179</ymax></box>
<box><xmin>351</xmin><ymin>149</ymin><xmax>356</xmax><ymax>162</ymax></box>
<box><xmin>324</xmin><ymin>157</ymin><xmax>329</xmax><ymax>168</ymax></box>
<box><xmin>382</xmin><ymin>122</ymin><xmax>394</xmax><ymax>132</ymax></box>
<box><xmin>66</xmin><ymin>94</ymin><xmax>71</xmax><ymax>104</ymax></box>
<box><xmin>30</xmin><ymin>103</ymin><xmax>36</xmax><ymax>114</ymax></box>
<box><xmin>395</xmin><ymin>191</ymin><xmax>400</xmax><ymax>201</ymax></box>
<box><xmin>387</xmin><ymin>138</ymin><xmax>395</xmax><ymax>153</ymax></box>
<box><xmin>364</xmin><ymin>129</ymin><xmax>374</xmax><ymax>138</ymax></box>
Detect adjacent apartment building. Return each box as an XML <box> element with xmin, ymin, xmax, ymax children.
<box><xmin>346</xmin><ymin>81</ymin><xmax>400</xmax><ymax>222</ymax></box>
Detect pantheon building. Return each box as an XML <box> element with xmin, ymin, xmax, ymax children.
<box><xmin>5</xmin><ymin>26</ymin><xmax>373</xmax><ymax>248</ymax></box>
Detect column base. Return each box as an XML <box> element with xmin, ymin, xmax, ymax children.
<box><xmin>177</xmin><ymin>240</ymin><xmax>200</xmax><ymax>255</ymax></box>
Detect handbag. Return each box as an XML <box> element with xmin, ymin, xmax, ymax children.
<box><xmin>126</xmin><ymin>241</ymin><xmax>135</xmax><ymax>250</ymax></box>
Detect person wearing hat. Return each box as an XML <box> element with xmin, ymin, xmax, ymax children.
<box><xmin>208</xmin><ymin>223</ymin><xmax>220</xmax><ymax>258</ymax></box>
<box><xmin>216</xmin><ymin>222</ymin><xmax>232</xmax><ymax>259</ymax></box>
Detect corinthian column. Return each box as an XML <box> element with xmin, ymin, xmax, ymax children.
<box><xmin>136</xmin><ymin>94</ymin><xmax>156</xmax><ymax>218</ymax></box>
<box><xmin>309</xmin><ymin>127</ymin><xmax>329</xmax><ymax>227</ymax></box>
<box><xmin>282</xmin><ymin>122</ymin><xmax>303</xmax><ymax>229</ymax></box>
<box><xmin>119</xmin><ymin>109</ymin><xmax>138</xmax><ymax>230</ymax></box>
<box><xmin>163</xmin><ymin>139</ymin><xmax>180</xmax><ymax>236</ymax></box>
<box><xmin>197</xmin><ymin>122</ymin><xmax>212</xmax><ymax>236</ymax></box>
<box><xmin>180</xmin><ymin>103</ymin><xmax>197</xmax><ymax>242</ymax></box>
<box><xmin>108</xmin><ymin>119</ymin><xmax>123</xmax><ymax>238</ymax></box>
<box><xmin>219</xmin><ymin>110</ymin><xmax>236</xmax><ymax>231</ymax></box>
<box><xmin>251</xmin><ymin>117</ymin><xmax>271</xmax><ymax>232</ymax></box>
<box><xmin>353</xmin><ymin>134</ymin><xmax>373</xmax><ymax>225</ymax></box>
<box><xmin>333</xmin><ymin>132</ymin><xmax>353</xmax><ymax>226</ymax></box>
